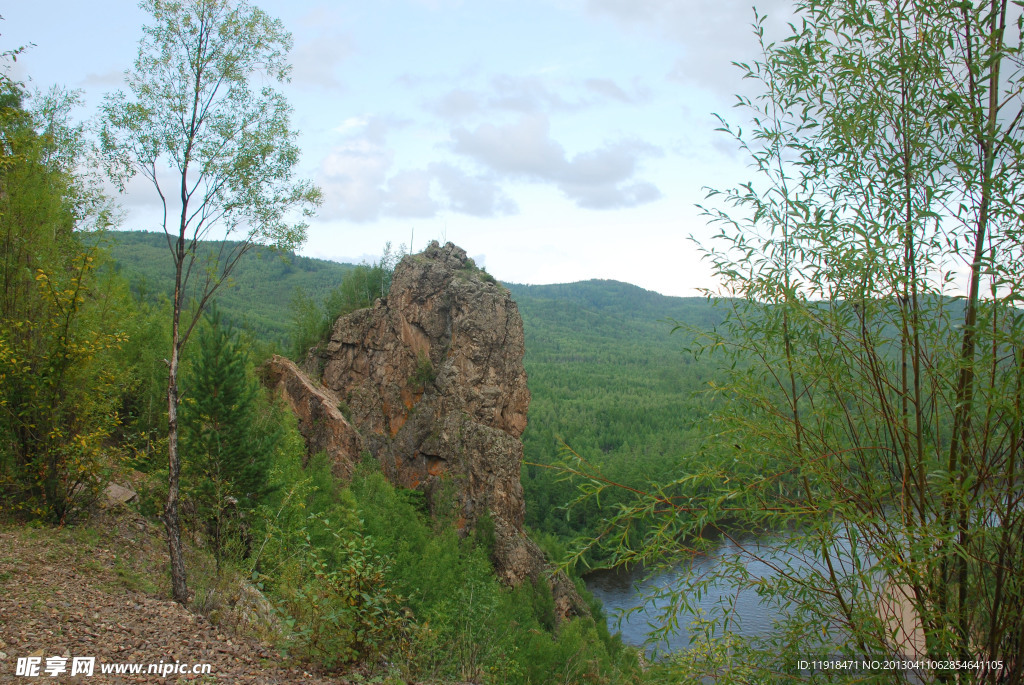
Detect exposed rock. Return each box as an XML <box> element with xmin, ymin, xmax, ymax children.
<box><xmin>262</xmin><ymin>355</ymin><xmax>362</xmax><ymax>480</ymax></box>
<box><xmin>270</xmin><ymin>241</ymin><xmax>585</xmax><ymax>620</ymax></box>
<box><xmin>102</xmin><ymin>482</ymin><xmax>138</xmax><ymax>509</ymax></box>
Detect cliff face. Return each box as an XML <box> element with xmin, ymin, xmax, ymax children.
<box><xmin>265</xmin><ymin>242</ymin><xmax>583</xmax><ymax>618</ymax></box>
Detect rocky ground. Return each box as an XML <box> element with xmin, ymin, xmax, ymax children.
<box><xmin>0</xmin><ymin>508</ymin><xmax>348</xmax><ymax>684</ymax></box>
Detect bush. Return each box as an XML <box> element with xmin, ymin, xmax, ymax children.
<box><xmin>278</xmin><ymin>533</ymin><xmax>410</xmax><ymax>669</ymax></box>
<box><xmin>409</xmin><ymin>352</ymin><xmax>435</xmax><ymax>390</ymax></box>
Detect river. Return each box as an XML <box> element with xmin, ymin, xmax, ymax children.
<box><xmin>583</xmin><ymin>532</ymin><xmax>826</xmax><ymax>655</ymax></box>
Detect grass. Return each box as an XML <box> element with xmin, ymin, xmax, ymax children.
<box><xmin>113</xmin><ymin>553</ymin><xmax>160</xmax><ymax>594</ymax></box>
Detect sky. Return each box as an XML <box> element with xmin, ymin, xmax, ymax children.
<box><xmin>2</xmin><ymin>0</ymin><xmax>795</xmax><ymax>297</ymax></box>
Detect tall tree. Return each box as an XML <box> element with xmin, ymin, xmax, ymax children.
<box><xmin>1</xmin><ymin>79</ymin><xmax>125</xmax><ymax>522</ymax></box>
<box><xmin>100</xmin><ymin>0</ymin><xmax>321</xmax><ymax>604</ymax></box>
<box><xmin>183</xmin><ymin>309</ymin><xmax>278</xmax><ymax>575</ymax></box>
<box><xmin>574</xmin><ymin>1</ymin><xmax>1024</xmax><ymax>680</ymax></box>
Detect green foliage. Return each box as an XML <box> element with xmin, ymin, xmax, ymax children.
<box><xmin>100</xmin><ymin>0</ymin><xmax>321</xmax><ymax>257</ymax></box>
<box><xmin>288</xmin><ymin>242</ymin><xmax>404</xmax><ymax>360</ymax></box>
<box><xmin>409</xmin><ymin>351</ymin><xmax>435</xmax><ymax>391</ymax></box>
<box><xmin>473</xmin><ymin>509</ymin><xmax>496</xmax><ymax>559</ymax></box>
<box><xmin>100</xmin><ymin>0</ymin><xmax>322</xmax><ymax>605</ymax></box>
<box><xmin>508</xmin><ymin>280</ymin><xmax>727</xmax><ymax>561</ymax></box>
<box><xmin>181</xmin><ymin>310</ymin><xmax>280</xmax><ymax>572</ymax></box>
<box><xmin>245</xmin><ymin>450</ymin><xmax>641</xmax><ymax>682</ymax></box>
<box><xmin>526</xmin><ymin>576</ymin><xmax>556</xmax><ymax>632</ymax></box>
<box><xmin>89</xmin><ymin>230</ymin><xmax>354</xmax><ymax>348</ymax></box>
<box><xmin>341</xmin><ymin>465</ymin><xmax>640</xmax><ymax>683</ymax></box>
<box><xmin>575</xmin><ymin>1</ymin><xmax>1024</xmax><ymax>680</ymax></box>
<box><xmin>111</xmin><ymin>293</ymin><xmax>171</xmax><ymax>468</ymax></box>
<box><xmin>278</xmin><ymin>532</ymin><xmax>411</xmax><ymax>669</ymax></box>
<box><xmin>0</xmin><ymin>83</ymin><xmax>127</xmax><ymax>522</ymax></box>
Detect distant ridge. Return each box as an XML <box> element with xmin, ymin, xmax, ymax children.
<box><xmin>86</xmin><ymin>230</ymin><xmax>355</xmax><ymax>345</ymax></box>
<box><xmin>506</xmin><ymin>279</ymin><xmax>718</xmax><ymax>328</ymax></box>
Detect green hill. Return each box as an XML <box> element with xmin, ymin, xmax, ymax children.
<box><xmin>505</xmin><ymin>281</ymin><xmax>725</xmax><ymax>542</ymax></box>
<box><xmin>88</xmin><ymin>230</ymin><xmax>355</xmax><ymax>346</ymax></box>
<box><xmin>95</xmin><ymin>231</ymin><xmax>724</xmax><ymax>550</ymax></box>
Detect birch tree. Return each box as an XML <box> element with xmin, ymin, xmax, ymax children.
<box><xmin>101</xmin><ymin>0</ymin><xmax>321</xmax><ymax>604</ymax></box>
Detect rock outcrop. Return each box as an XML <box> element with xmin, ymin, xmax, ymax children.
<box><xmin>263</xmin><ymin>356</ymin><xmax>362</xmax><ymax>481</ymax></box>
<box><xmin>266</xmin><ymin>241</ymin><xmax>585</xmax><ymax>619</ymax></box>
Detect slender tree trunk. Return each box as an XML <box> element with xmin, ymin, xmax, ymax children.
<box><xmin>164</xmin><ymin>52</ymin><xmax>201</xmax><ymax>604</ymax></box>
<box><xmin>165</xmin><ymin>347</ymin><xmax>188</xmax><ymax>604</ymax></box>
<box><xmin>164</xmin><ymin>235</ymin><xmax>189</xmax><ymax>605</ymax></box>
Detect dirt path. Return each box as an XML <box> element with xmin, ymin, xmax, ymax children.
<box><xmin>0</xmin><ymin>512</ymin><xmax>345</xmax><ymax>684</ymax></box>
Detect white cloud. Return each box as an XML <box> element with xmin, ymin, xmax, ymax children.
<box><xmin>560</xmin><ymin>179</ymin><xmax>661</xmax><ymax>209</ymax></box>
<box><xmin>583</xmin><ymin>77</ymin><xmax>648</xmax><ymax>104</ymax></box>
<box><xmin>289</xmin><ymin>8</ymin><xmax>354</xmax><ymax>89</ymax></box>
<box><xmin>430</xmin><ymin>163</ymin><xmax>518</xmax><ymax>217</ymax></box>
<box><xmin>82</xmin><ymin>69</ymin><xmax>125</xmax><ymax>87</ymax></box>
<box><xmin>431</xmin><ymin>88</ymin><xmax>484</xmax><ymax>119</ymax></box>
<box><xmin>428</xmin><ymin>73</ymin><xmax>652</xmax><ymax>121</ymax></box>
<box><xmin>585</xmin><ymin>0</ymin><xmax>794</xmax><ymax>93</ymax></box>
<box><xmin>487</xmin><ymin>74</ymin><xmax>574</xmax><ymax>113</ymax></box>
<box><xmin>316</xmin><ymin>128</ymin><xmax>518</xmax><ymax>222</ymax></box>
<box><xmin>332</xmin><ymin>114</ymin><xmax>409</xmax><ymax>145</ymax></box>
<box><xmin>383</xmin><ymin>170</ymin><xmax>437</xmax><ymax>218</ymax></box>
<box><xmin>450</xmin><ymin>114</ymin><xmax>662</xmax><ymax>210</ymax></box>
<box><xmin>451</xmin><ymin>115</ymin><xmax>566</xmax><ymax>177</ymax></box>
<box><xmin>333</xmin><ymin>116</ymin><xmax>369</xmax><ymax>134</ymax></box>
<box><xmin>317</xmin><ymin>139</ymin><xmax>391</xmax><ymax>222</ymax></box>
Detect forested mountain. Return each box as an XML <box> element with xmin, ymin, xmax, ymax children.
<box><xmin>505</xmin><ymin>281</ymin><xmax>726</xmax><ymax>547</ymax></box>
<box><xmin>96</xmin><ymin>231</ymin><xmax>726</xmax><ymax>553</ymax></box>
<box><xmin>88</xmin><ymin>230</ymin><xmax>355</xmax><ymax>346</ymax></box>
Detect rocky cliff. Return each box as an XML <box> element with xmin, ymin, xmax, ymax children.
<box><xmin>264</xmin><ymin>241</ymin><xmax>584</xmax><ymax>619</ymax></box>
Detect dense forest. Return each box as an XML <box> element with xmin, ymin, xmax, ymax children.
<box><xmin>89</xmin><ymin>230</ymin><xmax>356</xmax><ymax>347</ymax></box>
<box><xmin>506</xmin><ymin>281</ymin><xmax>726</xmax><ymax>554</ymax></box>
<box><xmin>92</xmin><ymin>231</ymin><xmax>729</xmax><ymax>560</ymax></box>
<box><xmin>5</xmin><ymin>0</ymin><xmax>1024</xmax><ymax>682</ymax></box>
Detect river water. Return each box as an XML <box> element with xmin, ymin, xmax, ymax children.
<box><xmin>583</xmin><ymin>533</ymin><xmax>816</xmax><ymax>655</ymax></box>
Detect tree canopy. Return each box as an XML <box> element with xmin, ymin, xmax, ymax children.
<box><xmin>100</xmin><ymin>0</ymin><xmax>321</xmax><ymax>604</ymax></box>
<box><xmin>573</xmin><ymin>1</ymin><xmax>1024</xmax><ymax>680</ymax></box>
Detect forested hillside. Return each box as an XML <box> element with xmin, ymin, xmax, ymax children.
<box><xmin>505</xmin><ymin>281</ymin><xmax>726</xmax><ymax>550</ymax></box>
<box><xmin>89</xmin><ymin>230</ymin><xmax>355</xmax><ymax>346</ymax></box>
<box><xmin>96</xmin><ymin>231</ymin><xmax>726</xmax><ymax>554</ymax></box>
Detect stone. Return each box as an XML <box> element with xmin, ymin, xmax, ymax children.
<box><xmin>268</xmin><ymin>241</ymin><xmax>586</xmax><ymax>620</ymax></box>
<box><xmin>262</xmin><ymin>356</ymin><xmax>363</xmax><ymax>480</ymax></box>
<box><xmin>102</xmin><ymin>483</ymin><xmax>138</xmax><ymax>508</ymax></box>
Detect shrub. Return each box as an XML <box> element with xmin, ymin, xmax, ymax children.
<box><xmin>409</xmin><ymin>352</ymin><xmax>435</xmax><ymax>391</ymax></box>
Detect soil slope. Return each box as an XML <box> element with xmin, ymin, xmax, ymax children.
<box><xmin>0</xmin><ymin>510</ymin><xmax>344</xmax><ymax>684</ymax></box>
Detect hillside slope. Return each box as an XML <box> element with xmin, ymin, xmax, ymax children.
<box><xmin>88</xmin><ymin>230</ymin><xmax>355</xmax><ymax>346</ymax></box>
<box><xmin>0</xmin><ymin>509</ymin><xmax>345</xmax><ymax>684</ymax></box>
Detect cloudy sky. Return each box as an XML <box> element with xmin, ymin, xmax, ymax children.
<box><xmin>3</xmin><ymin>0</ymin><xmax>794</xmax><ymax>297</ymax></box>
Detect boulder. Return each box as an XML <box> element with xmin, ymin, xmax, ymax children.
<box><xmin>269</xmin><ymin>241</ymin><xmax>585</xmax><ymax>619</ymax></box>
<box><xmin>102</xmin><ymin>482</ymin><xmax>138</xmax><ymax>508</ymax></box>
